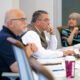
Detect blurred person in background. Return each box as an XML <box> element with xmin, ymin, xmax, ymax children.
<box><xmin>26</xmin><ymin>10</ymin><xmax>58</xmax><ymax>50</ymax></box>
<box><xmin>61</xmin><ymin>12</ymin><xmax>80</xmax><ymax>47</ymax></box>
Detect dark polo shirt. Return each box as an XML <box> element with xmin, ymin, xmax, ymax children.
<box><xmin>0</xmin><ymin>26</ymin><xmax>19</xmax><ymax>80</ymax></box>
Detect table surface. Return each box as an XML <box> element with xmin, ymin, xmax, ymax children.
<box><xmin>42</xmin><ymin>58</ymin><xmax>80</xmax><ymax>80</ymax></box>
<box><xmin>38</xmin><ymin>44</ymin><xmax>80</xmax><ymax>80</ymax></box>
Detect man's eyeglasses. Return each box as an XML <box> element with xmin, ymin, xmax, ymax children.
<box><xmin>11</xmin><ymin>18</ymin><xmax>27</xmax><ymax>22</ymax></box>
<box><xmin>38</xmin><ymin>19</ymin><xmax>50</xmax><ymax>22</ymax></box>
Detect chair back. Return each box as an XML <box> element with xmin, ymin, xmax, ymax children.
<box><xmin>7</xmin><ymin>37</ymin><xmax>34</xmax><ymax>80</ymax></box>
<box><xmin>13</xmin><ymin>46</ymin><xmax>34</xmax><ymax>80</ymax></box>
<box><xmin>7</xmin><ymin>37</ymin><xmax>54</xmax><ymax>80</ymax></box>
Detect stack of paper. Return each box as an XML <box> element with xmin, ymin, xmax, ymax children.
<box><xmin>37</xmin><ymin>57</ymin><xmax>64</xmax><ymax>64</ymax></box>
<box><xmin>37</xmin><ymin>57</ymin><xmax>66</xmax><ymax>77</ymax></box>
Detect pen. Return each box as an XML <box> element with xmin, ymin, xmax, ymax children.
<box><xmin>52</xmin><ymin>69</ymin><xmax>64</xmax><ymax>72</ymax></box>
<box><xmin>43</xmin><ymin>63</ymin><xmax>62</xmax><ymax>65</ymax></box>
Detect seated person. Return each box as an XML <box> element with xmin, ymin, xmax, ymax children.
<box><xmin>26</xmin><ymin>10</ymin><xmax>58</xmax><ymax>50</ymax></box>
<box><xmin>61</xmin><ymin>12</ymin><xmax>80</xmax><ymax>47</ymax></box>
<box><xmin>21</xmin><ymin>10</ymin><xmax>76</xmax><ymax>59</ymax></box>
<box><xmin>0</xmin><ymin>9</ymin><xmax>37</xmax><ymax>80</ymax></box>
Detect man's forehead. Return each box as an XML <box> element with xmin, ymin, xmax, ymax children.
<box><xmin>41</xmin><ymin>13</ymin><xmax>48</xmax><ymax>16</ymax></box>
<box><xmin>8</xmin><ymin>10</ymin><xmax>25</xmax><ymax>19</ymax></box>
<box><xmin>40</xmin><ymin>14</ymin><xmax>49</xmax><ymax>19</ymax></box>
<box><xmin>16</xmin><ymin>11</ymin><xmax>25</xmax><ymax>17</ymax></box>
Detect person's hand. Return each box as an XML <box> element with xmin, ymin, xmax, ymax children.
<box><xmin>30</xmin><ymin>43</ymin><xmax>38</xmax><ymax>52</ymax></box>
<box><xmin>63</xmin><ymin>50</ymin><xmax>75</xmax><ymax>57</ymax></box>
<box><xmin>47</xmin><ymin>27</ymin><xmax>54</xmax><ymax>35</ymax></box>
<box><xmin>25</xmin><ymin>43</ymin><xmax>38</xmax><ymax>57</ymax></box>
<box><xmin>72</xmin><ymin>27</ymin><xmax>78</xmax><ymax>35</ymax></box>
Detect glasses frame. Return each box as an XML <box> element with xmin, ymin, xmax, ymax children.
<box><xmin>11</xmin><ymin>18</ymin><xmax>27</xmax><ymax>22</ymax></box>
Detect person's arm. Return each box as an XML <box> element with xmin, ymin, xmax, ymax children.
<box><xmin>3</xmin><ymin>41</ymin><xmax>19</xmax><ymax>73</ymax></box>
<box><xmin>67</xmin><ymin>27</ymin><xmax>78</xmax><ymax>45</ymax></box>
<box><xmin>46</xmin><ymin>27</ymin><xmax>57</xmax><ymax>50</ymax></box>
<box><xmin>63</xmin><ymin>50</ymin><xmax>75</xmax><ymax>57</ymax></box>
<box><xmin>61</xmin><ymin>29</ymin><xmax>70</xmax><ymax>47</ymax></box>
<box><xmin>24</xmin><ymin>43</ymin><xmax>38</xmax><ymax>58</ymax></box>
<box><xmin>67</xmin><ymin>32</ymin><xmax>75</xmax><ymax>45</ymax></box>
<box><xmin>21</xmin><ymin>31</ymin><xmax>76</xmax><ymax>58</ymax></box>
<box><xmin>21</xmin><ymin>31</ymin><xmax>63</xmax><ymax>58</ymax></box>
<box><xmin>10</xmin><ymin>62</ymin><xmax>18</xmax><ymax>72</ymax></box>
<box><xmin>47</xmin><ymin>35</ymin><xmax>57</xmax><ymax>50</ymax></box>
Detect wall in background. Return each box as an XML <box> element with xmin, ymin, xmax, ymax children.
<box><xmin>20</xmin><ymin>0</ymin><xmax>36</xmax><ymax>24</ymax></box>
<box><xmin>62</xmin><ymin>0</ymin><xmax>80</xmax><ymax>25</ymax></box>
<box><xmin>0</xmin><ymin>0</ymin><xmax>19</xmax><ymax>30</ymax></box>
<box><xmin>20</xmin><ymin>0</ymin><xmax>62</xmax><ymax>26</ymax></box>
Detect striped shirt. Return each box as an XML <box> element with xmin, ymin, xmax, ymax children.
<box><xmin>61</xmin><ymin>28</ymin><xmax>80</xmax><ymax>47</ymax></box>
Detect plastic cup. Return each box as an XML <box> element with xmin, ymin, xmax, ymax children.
<box><xmin>65</xmin><ymin>56</ymin><xmax>75</xmax><ymax>79</ymax></box>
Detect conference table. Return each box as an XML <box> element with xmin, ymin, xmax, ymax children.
<box><xmin>37</xmin><ymin>44</ymin><xmax>80</xmax><ymax>80</ymax></box>
<box><xmin>3</xmin><ymin>44</ymin><xmax>80</xmax><ymax>80</ymax></box>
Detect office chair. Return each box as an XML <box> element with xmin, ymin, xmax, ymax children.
<box><xmin>2</xmin><ymin>38</ymin><xmax>34</xmax><ymax>80</ymax></box>
<box><xmin>2</xmin><ymin>37</ymin><xmax>54</xmax><ymax>80</ymax></box>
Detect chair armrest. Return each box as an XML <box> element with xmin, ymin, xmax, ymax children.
<box><xmin>2</xmin><ymin>72</ymin><xmax>19</xmax><ymax>80</ymax></box>
<box><xmin>30</xmin><ymin>57</ymin><xmax>54</xmax><ymax>80</ymax></box>
<box><xmin>7</xmin><ymin>37</ymin><xmax>30</xmax><ymax>59</ymax></box>
<box><xmin>7</xmin><ymin>37</ymin><xmax>24</xmax><ymax>49</ymax></box>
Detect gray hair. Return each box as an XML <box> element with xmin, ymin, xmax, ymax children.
<box><xmin>69</xmin><ymin>12</ymin><xmax>80</xmax><ymax>26</ymax></box>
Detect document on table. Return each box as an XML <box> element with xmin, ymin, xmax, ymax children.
<box><xmin>37</xmin><ymin>57</ymin><xmax>66</xmax><ymax>77</ymax></box>
<box><xmin>37</xmin><ymin>57</ymin><xmax>65</xmax><ymax>71</ymax></box>
<box><xmin>75</xmin><ymin>60</ymin><xmax>80</xmax><ymax>69</ymax></box>
<box><xmin>37</xmin><ymin>57</ymin><xmax>64</xmax><ymax>64</ymax></box>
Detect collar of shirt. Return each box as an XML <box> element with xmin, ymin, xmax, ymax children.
<box><xmin>2</xmin><ymin>25</ymin><xmax>21</xmax><ymax>40</ymax></box>
<box><xmin>34</xmin><ymin>26</ymin><xmax>42</xmax><ymax>34</ymax></box>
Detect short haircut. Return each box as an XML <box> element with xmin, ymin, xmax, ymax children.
<box><xmin>31</xmin><ymin>10</ymin><xmax>48</xmax><ymax>23</ymax></box>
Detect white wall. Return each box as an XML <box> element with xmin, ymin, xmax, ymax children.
<box><xmin>20</xmin><ymin>0</ymin><xmax>62</xmax><ymax>26</ymax></box>
<box><xmin>20</xmin><ymin>0</ymin><xmax>62</xmax><ymax>48</ymax></box>
<box><xmin>20</xmin><ymin>0</ymin><xmax>36</xmax><ymax>24</ymax></box>
<box><xmin>0</xmin><ymin>0</ymin><xmax>19</xmax><ymax>30</ymax></box>
<box><xmin>35</xmin><ymin>0</ymin><xmax>54</xmax><ymax>25</ymax></box>
<box><xmin>53</xmin><ymin>0</ymin><xmax>62</xmax><ymax>48</ymax></box>
<box><xmin>20</xmin><ymin>0</ymin><xmax>54</xmax><ymax>25</ymax></box>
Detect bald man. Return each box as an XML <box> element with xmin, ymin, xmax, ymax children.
<box><xmin>0</xmin><ymin>9</ymin><xmax>37</xmax><ymax>80</ymax></box>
